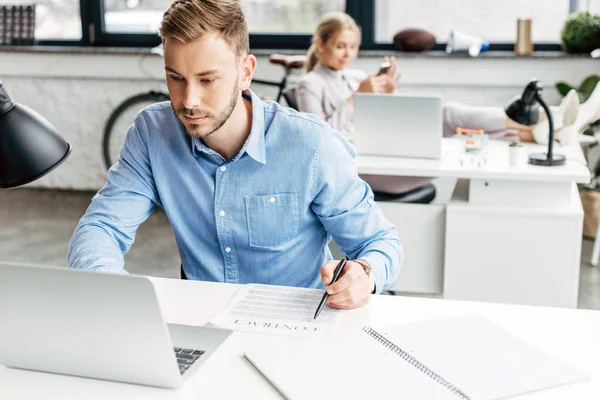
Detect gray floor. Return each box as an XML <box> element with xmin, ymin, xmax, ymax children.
<box><xmin>1</xmin><ymin>188</ymin><xmax>599</xmax><ymax>310</ymax></box>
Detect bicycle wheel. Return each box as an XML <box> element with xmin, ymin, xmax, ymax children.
<box><xmin>103</xmin><ymin>91</ymin><xmax>170</xmax><ymax>170</ymax></box>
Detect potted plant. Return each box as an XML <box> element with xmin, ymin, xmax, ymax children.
<box><xmin>561</xmin><ymin>11</ymin><xmax>600</xmax><ymax>54</ymax></box>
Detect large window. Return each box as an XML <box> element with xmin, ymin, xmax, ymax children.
<box><xmin>103</xmin><ymin>0</ymin><xmax>166</xmax><ymax>34</ymax></box>
<box><xmin>99</xmin><ymin>0</ymin><xmax>344</xmax><ymax>36</ymax></box>
<box><xmin>1</xmin><ymin>0</ymin><xmax>81</xmax><ymax>40</ymax></box>
<box><xmin>0</xmin><ymin>0</ymin><xmax>593</xmax><ymax>50</ymax></box>
<box><xmin>374</xmin><ymin>0</ymin><xmax>571</xmax><ymax>45</ymax></box>
<box><xmin>242</xmin><ymin>0</ymin><xmax>345</xmax><ymax>34</ymax></box>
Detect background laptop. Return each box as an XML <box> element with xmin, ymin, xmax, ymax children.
<box><xmin>353</xmin><ymin>93</ymin><xmax>444</xmax><ymax>159</ymax></box>
<box><xmin>0</xmin><ymin>262</ymin><xmax>232</xmax><ymax>389</ymax></box>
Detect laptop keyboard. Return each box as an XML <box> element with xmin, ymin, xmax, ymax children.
<box><xmin>174</xmin><ymin>347</ymin><xmax>205</xmax><ymax>375</ymax></box>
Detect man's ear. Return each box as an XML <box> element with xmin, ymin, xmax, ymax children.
<box><xmin>239</xmin><ymin>54</ymin><xmax>257</xmax><ymax>91</ymax></box>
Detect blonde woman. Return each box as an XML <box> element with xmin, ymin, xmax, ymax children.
<box><xmin>296</xmin><ymin>12</ymin><xmax>581</xmax><ymax>196</ymax></box>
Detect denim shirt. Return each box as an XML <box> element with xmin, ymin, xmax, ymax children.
<box><xmin>67</xmin><ymin>91</ymin><xmax>402</xmax><ymax>293</ymax></box>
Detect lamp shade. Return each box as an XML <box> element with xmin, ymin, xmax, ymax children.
<box><xmin>0</xmin><ymin>81</ymin><xmax>71</xmax><ymax>188</ymax></box>
<box><xmin>505</xmin><ymin>80</ymin><xmax>541</xmax><ymax>126</ymax></box>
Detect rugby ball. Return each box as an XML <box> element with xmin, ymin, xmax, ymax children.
<box><xmin>393</xmin><ymin>29</ymin><xmax>436</xmax><ymax>52</ymax></box>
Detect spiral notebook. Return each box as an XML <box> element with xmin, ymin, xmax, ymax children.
<box><xmin>244</xmin><ymin>314</ymin><xmax>588</xmax><ymax>400</ymax></box>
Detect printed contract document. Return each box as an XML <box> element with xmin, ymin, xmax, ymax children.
<box><xmin>209</xmin><ymin>284</ymin><xmax>342</xmax><ymax>337</ymax></box>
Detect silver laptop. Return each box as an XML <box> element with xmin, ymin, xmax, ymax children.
<box><xmin>0</xmin><ymin>262</ymin><xmax>232</xmax><ymax>389</ymax></box>
<box><xmin>353</xmin><ymin>93</ymin><xmax>443</xmax><ymax>158</ymax></box>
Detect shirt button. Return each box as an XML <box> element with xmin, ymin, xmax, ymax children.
<box><xmin>269</xmin><ymin>197</ymin><xmax>276</xmax><ymax>203</ymax></box>
<box><xmin>220</xmin><ymin>166</ymin><xmax>227</xmax><ymax>172</ymax></box>
<box><xmin>368</xmin><ymin>198</ymin><xmax>374</xmax><ymax>204</ymax></box>
<box><xmin>225</xmin><ymin>247</ymin><xmax>231</xmax><ymax>253</ymax></box>
<box><xmin>219</xmin><ymin>210</ymin><xmax>225</xmax><ymax>217</ymax></box>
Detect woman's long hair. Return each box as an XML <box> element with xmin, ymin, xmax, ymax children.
<box><xmin>305</xmin><ymin>12</ymin><xmax>361</xmax><ymax>72</ymax></box>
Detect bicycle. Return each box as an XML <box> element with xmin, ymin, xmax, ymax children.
<box><xmin>102</xmin><ymin>52</ymin><xmax>306</xmax><ymax>170</ymax></box>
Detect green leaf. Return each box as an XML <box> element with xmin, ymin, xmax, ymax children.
<box><xmin>555</xmin><ymin>82</ymin><xmax>574</xmax><ymax>97</ymax></box>
<box><xmin>578</xmin><ymin>75</ymin><xmax>600</xmax><ymax>97</ymax></box>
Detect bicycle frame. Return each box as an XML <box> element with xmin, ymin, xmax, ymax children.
<box><xmin>251</xmin><ymin>76</ymin><xmax>287</xmax><ymax>103</ymax></box>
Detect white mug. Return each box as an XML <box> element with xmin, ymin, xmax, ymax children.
<box><xmin>508</xmin><ymin>145</ymin><xmax>527</xmax><ymax>167</ymax></box>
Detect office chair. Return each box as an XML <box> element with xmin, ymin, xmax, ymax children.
<box><xmin>373</xmin><ymin>183</ymin><xmax>436</xmax><ymax>204</ymax></box>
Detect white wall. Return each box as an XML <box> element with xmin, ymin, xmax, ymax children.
<box><xmin>1</xmin><ymin>50</ymin><xmax>598</xmax><ymax>191</ymax></box>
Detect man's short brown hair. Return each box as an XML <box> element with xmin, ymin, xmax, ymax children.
<box><xmin>159</xmin><ymin>0</ymin><xmax>249</xmax><ymax>59</ymax></box>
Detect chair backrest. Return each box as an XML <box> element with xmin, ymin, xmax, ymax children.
<box><xmin>373</xmin><ymin>183</ymin><xmax>436</xmax><ymax>204</ymax></box>
<box><xmin>282</xmin><ymin>86</ymin><xmax>298</xmax><ymax>111</ymax></box>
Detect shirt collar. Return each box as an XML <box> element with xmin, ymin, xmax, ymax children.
<box><xmin>241</xmin><ymin>89</ymin><xmax>267</xmax><ymax>164</ymax></box>
<box><xmin>189</xmin><ymin>90</ymin><xmax>266</xmax><ymax>165</ymax></box>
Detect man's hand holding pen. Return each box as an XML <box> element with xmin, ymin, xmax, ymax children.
<box><xmin>319</xmin><ymin>259</ymin><xmax>374</xmax><ymax>310</ymax></box>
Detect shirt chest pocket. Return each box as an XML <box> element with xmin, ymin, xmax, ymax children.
<box><xmin>245</xmin><ymin>193</ymin><xmax>299</xmax><ymax>249</ymax></box>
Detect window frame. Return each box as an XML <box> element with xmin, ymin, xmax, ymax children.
<box><xmin>29</xmin><ymin>0</ymin><xmax>578</xmax><ymax>51</ymax></box>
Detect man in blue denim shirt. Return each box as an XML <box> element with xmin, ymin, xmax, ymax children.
<box><xmin>68</xmin><ymin>0</ymin><xmax>402</xmax><ymax>309</ymax></box>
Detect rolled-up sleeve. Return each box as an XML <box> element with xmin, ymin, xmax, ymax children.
<box><xmin>67</xmin><ymin>116</ymin><xmax>158</xmax><ymax>273</ymax></box>
<box><xmin>309</xmin><ymin>126</ymin><xmax>403</xmax><ymax>292</ymax></box>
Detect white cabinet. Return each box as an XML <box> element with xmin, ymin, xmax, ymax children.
<box><xmin>443</xmin><ymin>181</ymin><xmax>583</xmax><ymax>308</ymax></box>
<box><xmin>378</xmin><ymin>202</ymin><xmax>446</xmax><ymax>294</ymax></box>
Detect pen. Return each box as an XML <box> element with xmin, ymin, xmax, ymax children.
<box><xmin>314</xmin><ymin>257</ymin><xmax>348</xmax><ymax>320</ymax></box>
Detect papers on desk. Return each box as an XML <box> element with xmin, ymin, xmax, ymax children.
<box><xmin>208</xmin><ymin>284</ymin><xmax>342</xmax><ymax>338</ymax></box>
<box><xmin>246</xmin><ymin>314</ymin><xmax>588</xmax><ymax>400</ymax></box>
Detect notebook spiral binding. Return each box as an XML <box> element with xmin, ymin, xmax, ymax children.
<box><xmin>362</xmin><ymin>326</ymin><xmax>471</xmax><ymax>400</ymax></box>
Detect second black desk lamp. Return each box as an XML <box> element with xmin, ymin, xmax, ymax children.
<box><xmin>505</xmin><ymin>79</ymin><xmax>566</xmax><ymax>166</ymax></box>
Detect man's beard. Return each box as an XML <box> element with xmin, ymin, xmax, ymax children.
<box><xmin>173</xmin><ymin>80</ymin><xmax>240</xmax><ymax>139</ymax></box>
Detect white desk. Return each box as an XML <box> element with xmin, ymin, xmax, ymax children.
<box><xmin>1</xmin><ymin>278</ymin><xmax>598</xmax><ymax>399</ymax></box>
<box><xmin>357</xmin><ymin>138</ymin><xmax>589</xmax><ymax>183</ymax></box>
<box><xmin>357</xmin><ymin>138</ymin><xmax>590</xmax><ymax>307</ymax></box>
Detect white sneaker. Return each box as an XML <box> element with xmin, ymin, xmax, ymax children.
<box><xmin>532</xmin><ymin>89</ymin><xmax>579</xmax><ymax>144</ymax></box>
<box><xmin>574</xmin><ymin>81</ymin><xmax>600</xmax><ymax>134</ymax></box>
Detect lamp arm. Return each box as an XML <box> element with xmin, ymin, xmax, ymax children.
<box><xmin>535</xmin><ymin>92</ymin><xmax>554</xmax><ymax>158</ymax></box>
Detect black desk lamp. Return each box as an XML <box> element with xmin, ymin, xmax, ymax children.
<box><xmin>505</xmin><ymin>79</ymin><xmax>565</xmax><ymax>166</ymax></box>
<box><xmin>0</xmin><ymin>81</ymin><xmax>71</xmax><ymax>188</ymax></box>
